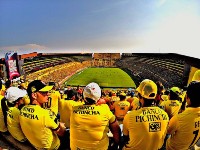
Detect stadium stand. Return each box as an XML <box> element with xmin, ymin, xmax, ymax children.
<box><xmin>115</xmin><ymin>53</ymin><xmax>185</xmax><ymax>89</ymax></box>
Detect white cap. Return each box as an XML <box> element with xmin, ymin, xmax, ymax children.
<box><xmin>6</xmin><ymin>87</ymin><xmax>27</xmax><ymax>104</ymax></box>
<box><xmin>83</xmin><ymin>82</ymin><xmax>101</xmax><ymax>102</ymax></box>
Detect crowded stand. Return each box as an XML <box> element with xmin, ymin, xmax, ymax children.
<box><xmin>115</xmin><ymin>53</ymin><xmax>185</xmax><ymax>88</ymax></box>
<box><xmin>0</xmin><ymin>53</ymin><xmax>200</xmax><ymax>150</ymax></box>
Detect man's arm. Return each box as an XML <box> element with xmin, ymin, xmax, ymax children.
<box><xmin>54</xmin><ymin>122</ymin><xmax>66</xmax><ymax>136</ymax></box>
<box><xmin>109</xmin><ymin>119</ymin><xmax>121</xmax><ymax>145</ymax></box>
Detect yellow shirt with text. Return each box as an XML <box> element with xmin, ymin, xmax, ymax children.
<box><xmin>113</xmin><ymin>100</ymin><xmax>130</xmax><ymax>120</ymax></box>
<box><xmin>70</xmin><ymin>104</ymin><xmax>116</xmax><ymax>150</ymax></box>
<box><xmin>19</xmin><ymin>105</ymin><xmax>60</xmax><ymax>149</ymax></box>
<box><xmin>166</xmin><ymin>107</ymin><xmax>200</xmax><ymax>150</ymax></box>
<box><xmin>7</xmin><ymin>107</ymin><xmax>26</xmax><ymax>142</ymax></box>
<box><xmin>43</xmin><ymin>90</ymin><xmax>61</xmax><ymax>116</ymax></box>
<box><xmin>59</xmin><ymin>99</ymin><xmax>83</xmax><ymax>128</ymax></box>
<box><xmin>160</xmin><ymin>99</ymin><xmax>181</xmax><ymax>119</ymax></box>
<box><xmin>123</xmin><ymin>107</ymin><xmax>169</xmax><ymax>150</ymax></box>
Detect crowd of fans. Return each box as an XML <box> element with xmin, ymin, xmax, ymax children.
<box><xmin>1</xmin><ymin>69</ymin><xmax>200</xmax><ymax>149</ymax></box>
<box><xmin>0</xmin><ymin>54</ymin><xmax>200</xmax><ymax>150</ymax></box>
<box><xmin>115</xmin><ymin>54</ymin><xmax>185</xmax><ymax>88</ymax></box>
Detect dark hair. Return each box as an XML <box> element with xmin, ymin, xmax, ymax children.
<box><xmin>0</xmin><ymin>80</ymin><xmax>2</xmax><ymax>90</ymax></box>
<box><xmin>5</xmin><ymin>80</ymin><xmax>11</xmax><ymax>89</ymax></box>
<box><xmin>169</xmin><ymin>90</ymin><xmax>180</xmax><ymax>100</ymax></box>
<box><xmin>187</xmin><ymin>81</ymin><xmax>200</xmax><ymax>107</ymax></box>
<box><xmin>156</xmin><ymin>81</ymin><xmax>164</xmax><ymax>94</ymax></box>
<box><xmin>119</xmin><ymin>95</ymin><xmax>126</xmax><ymax>101</ymax></box>
<box><xmin>138</xmin><ymin>93</ymin><xmax>154</xmax><ymax>107</ymax></box>
<box><xmin>85</xmin><ymin>97</ymin><xmax>96</xmax><ymax>105</ymax></box>
<box><xmin>1</xmin><ymin>97</ymin><xmax>8</xmax><ymax>127</ymax></box>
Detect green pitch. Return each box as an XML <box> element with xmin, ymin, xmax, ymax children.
<box><xmin>65</xmin><ymin>67</ymin><xmax>136</xmax><ymax>88</ymax></box>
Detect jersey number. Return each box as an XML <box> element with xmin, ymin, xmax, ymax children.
<box><xmin>189</xmin><ymin>129</ymin><xmax>200</xmax><ymax>148</ymax></box>
<box><xmin>43</xmin><ymin>97</ymin><xmax>52</xmax><ymax>108</ymax></box>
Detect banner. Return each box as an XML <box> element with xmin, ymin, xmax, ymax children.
<box><xmin>5</xmin><ymin>52</ymin><xmax>20</xmax><ymax>80</ymax></box>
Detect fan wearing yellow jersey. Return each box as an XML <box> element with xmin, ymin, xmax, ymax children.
<box><xmin>166</xmin><ymin>81</ymin><xmax>200</xmax><ymax>150</ymax></box>
<box><xmin>130</xmin><ymin>96</ymin><xmax>140</xmax><ymax>110</ymax></box>
<box><xmin>122</xmin><ymin>79</ymin><xmax>169</xmax><ymax>150</ymax></box>
<box><xmin>19</xmin><ymin>80</ymin><xmax>66</xmax><ymax>149</ymax></box>
<box><xmin>70</xmin><ymin>82</ymin><xmax>121</xmax><ymax>150</ymax></box>
<box><xmin>0</xmin><ymin>80</ymin><xmax>8</xmax><ymax>133</ymax></box>
<box><xmin>0</xmin><ymin>96</ymin><xmax>7</xmax><ymax>133</ymax></box>
<box><xmin>42</xmin><ymin>82</ymin><xmax>61</xmax><ymax>118</ymax></box>
<box><xmin>113</xmin><ymin>92</ymin><xmax>130</xmax><ymax>124</ymax></box>
<box><xmin>159</xmin><ymin>87</ymin><xmax>182</xmax><ymax>119</ymax></box>
<box><xmin>6</xmin><ymin>87</ymin><xmax>27</xmax><ymax>142</ymax></box>
<box><xmin>59</xmin><ymin>89</ymin><xmax>83</xmax><ymax>128</ymax></box>
<box><xmin>109</xmin><ymin>92</ymin><xmax>120</xmax><ymax>111</ymax></box>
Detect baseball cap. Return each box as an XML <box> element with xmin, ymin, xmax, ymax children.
<box><xmin>83</xmin><ymin>82</ymin><xmax>101</xmax><ymax>102</ymax></box>
<box><xmin>27</xmin><ymin>80</ymin><xmax>53</xmax><ymax>96</ymax></box>
<box><xmin>49</xmin><ymin>82</ymin><xmax>56</xmax><ymax>86</ymax></box>
<box><xmin>120</xmin><ymin>92</ymin><xmax>126</xmax><ymax>96</ymax></box>
<box><xmin>136</xmin><ymin>79</ymin><xmax>157</xmax><ymax>99</ymax></box>
<box><xmin>192</xmin><ymin>70</ymin><xmax>200</xmax><ymax>82</ymax></box>
<box><xmin>170</xmin><ymin>87</ymin><xmax>181</xmax><ymax>95</ymax></box>
<box><xmin>6</xmin><ymin>87</ymin><xmax>27</xmax><ymax>104</ymax></box>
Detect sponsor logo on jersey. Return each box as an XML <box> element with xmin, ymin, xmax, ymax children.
<box><xmin>149</xmin><ymin>122</ymin><xmax>161</xmax><ymax>132</ymax></box>
<box><xmin>20</xmin><ymin>107</ymin><xmax>39</xmax><ymax>120</ymax></box>
<box><xmin>136</xmin><ymin>108</ymin><xmax>168</xmax><ymax>122</ymax></box>
<box><xmin>73</xmin><ymin>106</ymin><xmax>100</xmax><ymax>115</ymax></box>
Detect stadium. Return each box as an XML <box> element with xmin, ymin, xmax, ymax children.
<box><xmin>1</xmin><ymin>52</ymin><xmax>200</xmax><ymax>89</ymax></box>
<box><xmin>1</xmin><ymin>52</ymin><xmax>200</xmax><ymax>149</ymax></box>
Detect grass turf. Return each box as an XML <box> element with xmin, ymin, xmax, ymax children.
<box><xmin>65</xmin><ymin>67</ymin><xmax>136</xmax><ymax>88</ymax></box>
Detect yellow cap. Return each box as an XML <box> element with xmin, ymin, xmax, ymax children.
<box><xmin>120</xmin><ymin>92</ymin><xmax>126</xmax><ymax>96</ymax></box>
<box><xmin>170</xmin><ymin>87</ymin><xmax>181</xmax><ymax>95</ymax></box>
<box><xmin>136</xmin><ymin>79</ymin><xmax>157</xmax><ymax>99</ymax></box>
<box><xmin>192</xmin><ymin>70</ymin><xmax>200</xmax><ymax>82</ymax></box>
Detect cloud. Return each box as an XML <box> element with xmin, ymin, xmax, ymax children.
<box><xmin>0</xmin><ymin>44</ymin><xmax>49</xmax><ymax>58</ymax></box>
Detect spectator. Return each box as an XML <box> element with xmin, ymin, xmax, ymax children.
<box><xmin>109</xmin><ymin>91</ymin><xmax>120</xmax><ymax>111</ymax></box>
<box><xmin>192</xmin><ymin>69</ymin><xmax>200</xmax><ymax>81</ymax></box>
<box><xmin>42</xmin><ymin>82</ymin><xmax>61</xmax><ymax>119</ymax></box>
<box><xmin>122</xmin><ymin>79</ymin><xmax>169</xmax><ymax>150</ymax></box>
<box><xmin>159</xmin><ymin>87</ymin><xmax>182</xmax><ymax>120</ymax></box>
<box><xmin>155</xmin><ymin>81</ymin><xmax>165</xmax><ymax>106</ymax></box>
<box><xmin>59</xmin><ymin>89</ymin><xmax>83</xmax><ymax>128</ymax></box>
<box><xmin>70</xmin><ymin>82</ymin><xmax>121</xmax><ymax>150</ymax></box>
<box><xmin>6</xmin><ymin>87</ymin><xmax>27</xmax><ymax>142</ymax></box>
<box><xmin>0</xmin><ymin>81</ymin><xmax>8</xmax><ymax>133</ymax></box>
<box><xmin>58</xmin><ymin>89</ymin><xmax>83</xmax><ymax>149</ymax></box>
<box><xmin>130</xmin><ymin>96</ymin><xmax>140</xmax><ymax>110</ymax></box>
<box><xmin>113</xmin><ymin>92</ymin><xmax>130</xmax><ymax>124</ymax></box>
<box><xmin>19</xmin><ymin>80</ymin><xmax>66</xmax><ymax>149</ymax></box>
<box><xmin>166</xmin><ymin>81</ymin><xmax>200</xmax><ymax>149</ymax></box>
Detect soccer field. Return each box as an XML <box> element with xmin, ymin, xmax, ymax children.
<box><xmin>65</xmin><ymin>67</ymin><xmax>136</xmax><ymax>88</ymax></box>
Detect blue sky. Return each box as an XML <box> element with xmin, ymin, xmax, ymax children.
<box><xmin>0</xmin><ymin>0</ymin><xmax>200</xmax><ymax>58</ymax></box>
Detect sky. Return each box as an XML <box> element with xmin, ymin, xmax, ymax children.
<box><xmin>0</xmin><ymin>0</ymin><xmax>200</xmax><ymax>59</ymax></box>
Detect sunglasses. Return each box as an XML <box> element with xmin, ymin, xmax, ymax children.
<box><xmin>38</xmin><ymin>91</ymin><xmax>49</xmax><ymax>96</ymax></box>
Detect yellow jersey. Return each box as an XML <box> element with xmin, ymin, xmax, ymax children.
<box><xmin>113</xmin><ymin>100</ymin><xmax>130</xmax><ymax>120</ymax></box>
<box><xmin>70</xmin><ymin>104</ymin><xmax>116</xmax><ymax>150</ymax></box>
<box><xmin>19</xmin><ymin>105</ymin><xmax>60</xmax><ymax>149</ymax></box>
<box><xmin>123</xmin><ymin>107</ymin><xmax>169</xmax><ymax>150</ymax></box>
<box><xmin>160</xmin><ymin>99</ymin><xmax>181</xmax><ymax>119</ymax></box>
<box><xmin>166</xmin><ymin>107</ymin><xmax>200</xmax><ymax>150</ymax></box>
<box><xmin>0</xmin><ymin>95</ymin><xmax>7</xmax><ymax>132</ymax></box>
<box><xmin>7</xmin><ymin>107</ymin><xmax>26</xmax><ymax>142</ymax></box>
<box><xmin>58</xmin><ymin>99</ymin><xmax>83</xmax><ymax>128</ymax></box>
<box><xmin>43</xmin><ymin>90</ymin><xmax>61</xmax><ymax>116</ymax></box>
